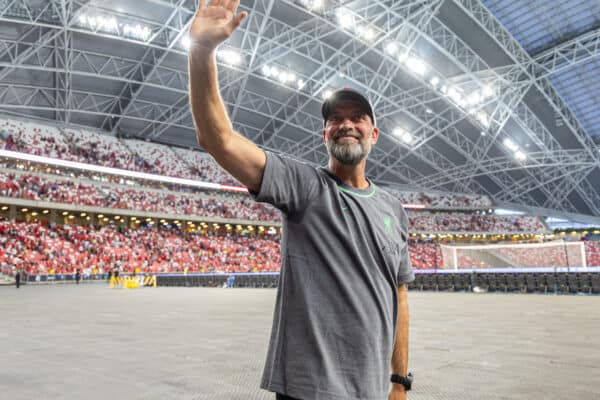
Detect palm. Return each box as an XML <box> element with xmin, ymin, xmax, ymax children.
<box><xmin>190</xmin><ymin>1</ymin><xmax>247</xmax><ymax>50</ymax></box>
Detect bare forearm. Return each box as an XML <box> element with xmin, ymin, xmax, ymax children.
<box><xmin>188</xmin><ymin>49</ymin><xmax>234</xmax><ymax>151</ymax></box>
<box><xmin>392</xmin><ymin>285</ymin><xmax>409</xmax><ymax>376</ymax></box>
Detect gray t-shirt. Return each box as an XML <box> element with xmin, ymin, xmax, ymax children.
<box><xmin>255</xmin><ymin>152</ymin><xmax>414</xmax><ymax>400</ymax></box>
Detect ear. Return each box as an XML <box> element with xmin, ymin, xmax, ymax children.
<box><xmin>371</xmin><ymin>127</ymin><xmax>379</xmax><ymax>144</ymax></box>
<box><xmin>322</xmin><ymin>126</ymin><xmax>329</xmax><ymax>143</ymax></box>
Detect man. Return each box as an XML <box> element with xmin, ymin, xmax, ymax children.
<box><xmin>188</xmin><ymin>2</ymin><xmax>414</xmax><ymax>399</ymax></box>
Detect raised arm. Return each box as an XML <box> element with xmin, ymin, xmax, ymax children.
<box><xmin>188</xmin><ymin>0</ymin><xmax>266</xmax><ymax>193</ymax></box>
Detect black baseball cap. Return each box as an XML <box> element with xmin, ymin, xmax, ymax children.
<box><xmin>321</xmin><ymin>88</ymin><xmax>375</xmax><ymax>126</ymax></box>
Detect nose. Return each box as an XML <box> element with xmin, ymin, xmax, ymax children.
<box><xmin>338</xmin><ymin>117</ymin><xmax>354</xmax><ymax>130</ymax></box>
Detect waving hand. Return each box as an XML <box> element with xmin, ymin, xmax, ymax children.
<box><xmin>189</xmin><ymin>0</ymin><xmax>248</xmax><ymax>50</ymax></box>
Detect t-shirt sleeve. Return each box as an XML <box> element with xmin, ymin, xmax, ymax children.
<box><xmin>252</xmin><ymin>151</ymin><xmax>322</xmax><ymax>216</ymax></box>
<box><xmin>397</xmin><ymin>206</ymin><xmax>415</xmax><ymax>285</ymax></box>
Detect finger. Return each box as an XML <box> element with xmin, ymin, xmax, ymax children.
<box><xmin>211</xmin><ymin>0</ymin><xmax>222</xmax><ymax>7</ymax></box>
<box><xmin>198</xmin><ymin>0</ymin><xmax>205</xmax><ymax>10</ymax></box>
<box><xmin>225</xmin><ymin>0</ymin><xmax>239</xmax><ymax>13</ymax></box>
<box><xmin>231</xmin><ymin>11</ymin><xmax>247</xmax><ymax>29</ymax></box>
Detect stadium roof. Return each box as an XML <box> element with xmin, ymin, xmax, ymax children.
<box><xmin>0</xmin><ymin>0</ymin><xmax>599</xmax><ymax>220</ymax></box>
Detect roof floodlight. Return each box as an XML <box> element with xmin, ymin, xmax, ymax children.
<box><xmin>392</xmin><ymin>127</ymin><xmax>405</xmax><ymax>138</ymax></box>
<box><xmin>310</xmin><ymin>0</ymin><xmax>323</xmax><ymax>10</ymax></box>
<box><xmin>297</xmin><ymin>79</ymin><xmax>305</xmax><ymax>89</ymax></box>
<box><xmin>503</xmin><ymin>138</ymin><xmax>518</xmax><ymax>151</ymax></box>
<box><xmin>447</xmin><ymin>87</ymin><xmax>462</xmax><ymax>103</ymax></box>
<box><xmin>401</xmin><ymin>132</ymin><xmax>413</xmax><ymax>144</ymax></box>
<box><xmin>337</xmin><ymin>10</ymin><xmax>353</xmax><ymax>28</ymax></box>
<box><xmin>480</xmin><ymin>131</ymin><xmax>486</xmax><ymax>136</ymax></box>
<box><xmin>79</xmin><ymin>15</ymin><xmax>87</xmax><ymax>24</ymax></box>
<box><xmin>515</xmin><ymin>151</ymin><xmax>527</xmax><ymax>161</ymax></box>
<box><xmin>476</xmin><ymin>111</ymin><xmax>490</xmax><ymax>128</ymax></box>
<box><xmin>261</xmin><ymin>65</ymin><xmax>271</xmax><ymax>76</ymax></box>
<box><xmin>362</xmin><ymin>27</ymin><xmax>375</xmax><ymax>40</ymax></box>
<box><xmin>430</xmin><ymin>76</ymin><xmax>440</xmax><ymax>86</ymax></box>
<box><xmin>385</xmin><ymin>42</ymin><xmax>399</xmax><ymax>55</ymax></box>
<box><xmin>181</xmin><ymin>35</ymin><xmax>191</xmax><ymax>50</ymax></box>
<box><xmin>322</xmin><ymin>89</ymin><xmax>333</xmax><ymax>100</ymax></box>
<box><xmin>404</xmin><ymin>57</ymin><xmax>426</xmax><ymax>75</ymax></box>
<box><xmin>426</xmin><ymin>108</ymin><xmax>433</xmax><ymax>114</ymax></box>
<box><xmin>466</xmin><ymin>92</ymin><xmax>482</xmax><ymax>106</ymax></box>
<box><xmin>218</xmin><ymin>49</ymin><xmax>242</xmax><ymax>65</ymax></box>
<box><xmin>288</xmin><ymin>72</ymin><xmax>297</xmax><ymax>82</ymax></box>
<box><xmin>483</xmin><ymin>85</ymin><xmax>495</xmax><ymax>98</ymax></box>
<box><xmin>269</xmin><ymin>66</ymin><xmax>279</xmax><ymax>77</ymax></box>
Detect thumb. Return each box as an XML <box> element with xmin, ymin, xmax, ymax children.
<box><xmin>230</xmin><ymin>11</ymin><xmax>248</xmax><ymax>29</ymax></box>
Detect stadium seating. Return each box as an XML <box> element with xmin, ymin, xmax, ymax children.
<box><xmin>0</xmin><ymin>220</ymin><xmax>281</xmax><ymax>275</ymax></box>
<box><xmin>2</xmin><ymin>118</ymin><xmax>500</xmax><ymax>210</ymax></box>
<box><xmin>408</xmin><ymin>212</ymin><xmax>547</xmax><ymax>233</ymax></box>
<box><xmin>584</xmin><ymin>240</ymin><xmax>600</xmax><ymax>267</ymax></box>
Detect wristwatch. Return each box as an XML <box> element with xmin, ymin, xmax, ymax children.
<box><xmin>390</xmin><ymin>372</ymin><xmax>413</xmax><ymax>391</ymax></box>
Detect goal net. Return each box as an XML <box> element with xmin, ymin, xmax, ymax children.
<box><xmin>439</xmin><ymin>241</ymin><xmax>586</xmax><ymax>269</ymax></box>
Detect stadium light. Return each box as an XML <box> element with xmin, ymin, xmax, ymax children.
<box><xmin>336</xmin><ymin>9</ymin><xmax>354</xmax><ymax>28</ymax></box>
<box><xmin>322</xmin><ymin>89</ymin><xmax>333</xmax><ymax>100</ymax></box>
<box><xmin>299</xmin><ymin>0</ymin><xmax>323</xmax><ymax>11</ymax></box>
<box><xmin>514</xmin><ymin>150</ymin><xmax>527</xmax><ymax>161</ymax></box>
<box><xmin>404</xmin><ymin>56</ymin><xmax>427</xmax><ymax>76</ymax></box>
<box><xmin>217</xmin><ymin>49</ymin><xmax>242</xmax><ymax>65</ymax></box>
<box><xmin>261</xmin><ymin>63</ymin><xmax>305</xmax><ymax>90</ymax></box>
<box><xmin>429</xmin><ymin>76</ymin><xmax>440</xmax><ymax>87</ymax></box>
<box><xmin>503</xmin><ymin>138</ymin><xmax>518</xmax><ymax>152</ymax></box>
<box><xmin>476</xmin><ymin>111</ymin><xmax>490</xmax><ymax>128</ymax></box>
<box><xmin>385</xmin><ymin>42</ymin><xmax>399</xmax><ymax>55</ymax></box>
<box><xmin>181</xmin><ymin>35</ymin><xmax>191</xmax><ymax>50</ymax></box>
<box><xmin>392</xmin><ymin>127</ymin><xmax>405</xmax><ymax>138</ymax></box>
<box><xmin>483</xmin><ymin>85</ymin><xmax>495</xmax><ymax>98</ymax></box>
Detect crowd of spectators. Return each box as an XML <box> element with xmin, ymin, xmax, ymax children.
<box><xmin>409</xmin><ymin>212</ymin><xmax>548</xmax><ymax>233</ymax></box>
<box><xmin>2</xmin><ymin>118</ymin><xmax>500</xmax><ymax>210</ymax></box>
<box><xmin>584</xmin><ymin>240</ymin><xmax>600</xmax><ymax>267</ymax></box>
<box><xmin>1</xmin><ymin>219</ymin><xmax>598</xmax><ymax>277</ymax></box>
<box><xmin>0</xmin><ymin>220</ymin><xmax>281</xmax><ymax>276</ymax></box>
<box><xmin>0</xmin><ymin>172</ymin><xmax>281</xmax><ymax>222</ymax></box>
<box><xmin>385</xmin><ymin>188</ymin><xmax>492</xmax><ymax>209</ymax></box>
<box><xmin>408</xmin><ymin>241</ymin><xmax>442</xmax><ymax>269</ymax></box>
<box><xmin>0</xmin><ymin>119</ymin><xmax>236</xmax><ymax>184</ymax></box>
<box><xmin>2</xmin><ymin>170</ymin><xmax>553</xmax><ymax>231</ymax></box>
<box><xmin>491</xmin><ymin>246</ymin><xmax>581</xmax><ymax>268</ymax></box>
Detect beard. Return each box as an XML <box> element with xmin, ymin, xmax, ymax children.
<box><xmin>326</xmin><ymin>131</ymin><xmax>372</xmax><ymax>166</ymax></box>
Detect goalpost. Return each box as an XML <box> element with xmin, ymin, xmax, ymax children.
<box><xmin>439</xmin><ymin>241</ymin><xmax>586</xmax><ymax>270</ymax></box>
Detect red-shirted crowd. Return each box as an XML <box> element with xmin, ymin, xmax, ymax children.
<box><xmin>0</xmin><ymin>220</ymin><xmax>281</xmax><ymax>276</ymax></box>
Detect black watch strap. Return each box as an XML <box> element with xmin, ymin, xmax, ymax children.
<box><xmin>390</xmin><ymin>372</ymin><xmax>413</xmax><ymax>391</ymax></box>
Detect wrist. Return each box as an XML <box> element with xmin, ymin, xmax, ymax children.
<box><xmin>391</xmin><ymin>383</ymin><xmax>406</xmax><ymax>392</ymax></box>
<box><xmin>189</xmin><ymin>45</ymin><xmax>216</xmax><ymax>60</ymax></box>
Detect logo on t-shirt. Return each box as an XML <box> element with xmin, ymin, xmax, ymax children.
<box><xmin>383</xmin><ymin>215</ymin><xmax>392</xmax><ymax>234</ymax></box>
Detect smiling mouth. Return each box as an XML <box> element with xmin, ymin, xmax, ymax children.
<box><xmin>335</xmin><ymin>135</ymin><xmax>360</xmax><ymax>141</ymax></box>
